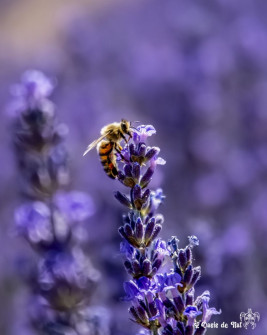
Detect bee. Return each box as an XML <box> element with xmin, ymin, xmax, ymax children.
<box><xmin>83</xmin><ymin>119</ymin><xmax>132</xmax><ymax>179</ymax></box>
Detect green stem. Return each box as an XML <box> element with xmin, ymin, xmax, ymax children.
<box><xmin>150</xmin><ymin>321</ymin><xmax>159</xmax><ymax>335</ymax></box>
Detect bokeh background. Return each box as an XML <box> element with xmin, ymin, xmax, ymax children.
<box><xmin>1</xmin><ymin>0</ymin><xmax>267</xmax><ymax>334</ymax></box>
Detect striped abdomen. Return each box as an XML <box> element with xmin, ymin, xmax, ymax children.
<box><xmin>98</xmin><ymin>140</ymin><xmax>118</xmax><ymax>179</ymax></box>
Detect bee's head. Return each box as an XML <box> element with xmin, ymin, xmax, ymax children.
<box><xmin>121</xmin><ymin>119</ymin><xmax>131</xmax><ymax>134</ymax></box>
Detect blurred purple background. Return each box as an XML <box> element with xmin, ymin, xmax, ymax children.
<box><xmin>1</xmin><ymin>0</ymin><xmax>267</xmax><ymax>334</ymax></box>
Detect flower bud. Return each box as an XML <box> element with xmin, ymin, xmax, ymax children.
<box><xmin>114</xmin><ymin>191</ymin><xmax>132</xmax><ymax>208</ymax></box>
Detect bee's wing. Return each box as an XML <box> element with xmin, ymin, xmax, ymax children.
<box><xmin>83</xmin><ymin>132</ymin><xmax>111</xmax><ymax>156</ymax></box>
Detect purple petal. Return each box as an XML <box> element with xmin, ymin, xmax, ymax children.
<box><xmin>54</xmin><ymin>191</ymin><xmax>95</xmax><ymax>222</ymax></box>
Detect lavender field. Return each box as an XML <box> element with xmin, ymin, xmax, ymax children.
<box><xmin>0</xmin><ymin>1</ymin><xmax>267</xmax><ymax>334</ymax></box>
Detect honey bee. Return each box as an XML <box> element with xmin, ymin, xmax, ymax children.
<box><xmin>83</xmin><ymin>119</ymin><xmax>132</xmax><ymax>179</ymax></box>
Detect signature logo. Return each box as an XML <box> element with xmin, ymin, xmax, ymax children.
<box><xmin>240</xmin><ymin>309</ymin><xmax>260</xmax><ymax>329</ymax></box>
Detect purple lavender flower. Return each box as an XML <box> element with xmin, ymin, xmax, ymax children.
<box><xmin>9</xmin><ymin>70</ymin><xmax>55</xmax><ymax>118</ymax></box>
<box><xmin>133</xmin><ymin>125</ymin><xmax>156</xmax><ymax>144</ymax></box>
<box><xmin>199</xmin><ymin>291</ymin><xmax>221</xmax><ymax>324</ymax></box>
<box><xmin>184</xmin><ymin>306</ymin><xmax>202</xmax><ymax>326</ymax></box>
<box><xmin>15</xmin><ymin>201</ymin><xmax>55</xmax><ymax>246</ymax></box>
<box><xmin>54</xmin><ymin>191</ymin><xmax>95</xmax><ymax>223</ymax></box>
<box><xmin>11</xmin><ymin>71</ymin><xmax>108</xmax><ymax>334</ymax></box>
<box><xmin>148</xmin><ymin>189</ymin><xmax>165</xmax><ymax>216</ymax></box>
<box><xmin>99</xmin><ymin>123</ymin><xmax>220</xmax><ymax>334</ymax></box>
<box><xmin>14</xmin><ymin>70</ymin><xmax>55</xmax><ymax>100</ymax></box>
<box><xmin>38</xmin><ymin>248</ymin><xmax>100</xmax><ymax>310</ymax></box>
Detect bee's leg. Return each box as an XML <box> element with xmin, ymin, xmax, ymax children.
<box><xmin>115</xmin><ymin>143</ymin><xmax>130</xmax><ymax>163</ymax></box>
<box><xmin>126</xmin><ymin>133</ymin><xmax>132</xmax><ymax>143</ymax></box>
<box><xmin>114</xmin><ymin>143</ymin><xmax>125</xmax><ymax>161</ymax></box>
<box><xmin>120</xmin><ymin>132</ymin><xmax>129</xmax><ymax>144</ymax></box>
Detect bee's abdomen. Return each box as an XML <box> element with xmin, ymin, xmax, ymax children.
<box><xmin>99</xmin><ymin>141</ymin><xmax>113</xmax><ymax>156</ymax></box>
<box><xmin>98</xmin><ymin>141</ymin><xmax>118</xmax><ymax>179</ymax></box>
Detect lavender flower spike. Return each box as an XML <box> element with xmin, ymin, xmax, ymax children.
<box><xmin>98</xmin><ymin>123</ymin><xmax>220</xmax><ymax>335</ymax></box>
<box><xmin>11</xmin><ymin>71</ymin><xmax>109</xmax><ymax>334</ymax></box>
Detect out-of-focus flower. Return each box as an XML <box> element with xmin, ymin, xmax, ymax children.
<box><xmin>11</xmin><ymin>71</ymin><xmax>108</xmax><ymax>334</ymax></box>
<box><xmin>54</xmin><ymin>191</ymin><xmax>95</xmax><ymax>222</ymax></box>
<box><xmin>13</xmin><ymin>70</ymin><xmax>55</xmax><ymax>100</ymax></box>
<box><xmin>9</xmin><ymin>70</ymin><xmax>55</xmax><ymax>117</ymax></box>
<box><xmin>15</xmin><ymin>201</ymin><xmax>53</xmax><ymax>244</ymax></box>
<box><xmin>188</xmin><ymin>236</ymin><xmax>199</xmax><ymax>248</ymax></box>
<box><xmin>148</xmin><ymin>189</ymin><xmax>165</xmax><ymax>215</ymax></box>
<box><xmin>38</xmin><ymin>248</ymin><xmax>100</xmax><ymax>310</ymax></box>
